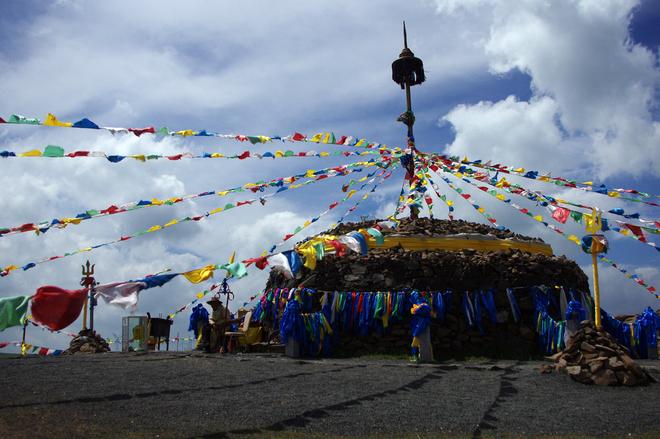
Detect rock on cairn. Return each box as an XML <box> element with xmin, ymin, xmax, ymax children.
<box><xmin>64</xmin><ymin>329</ymin><xmax>111</xmax><ymax>354</ymax></box>
<box><xmin>546</xmin><ymin>320</ymin><xmax>653</xmax><ymax>386</ymax></box>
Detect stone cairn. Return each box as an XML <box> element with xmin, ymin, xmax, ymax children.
<box><xmin>64</xmin><ymin>329</ymin><xmax>111</xmax><ymax>354</ymax></box>
<box><xmin>545</xmin><ymin>320</ymin><xmax>654</xmax><ymax>386</ymax></box>
<box><xmin>266</xmin><ymin>218</ymin><xmax>590</xmax><ymax>359</ymax></box>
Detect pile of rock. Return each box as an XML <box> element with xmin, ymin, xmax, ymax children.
<box><xmin>547</xmin><ymin>321</ymin><xmax>654</xmax><ymax>386</ymax></box>
<box><xmin>269</xmin><ymin>218</ymin><xmax>589</xmax><ymax>293</ymax></box>
<box><xmin>295</xmin><ymin>247</ymin><xmax>588</xmax><ymax>292</ymax></box>
<box><xmin>64</xmin><ymin>329</ymin><xmax>111</xmax><ymax>354</ymax></box>
<box><xmin>329</xmin><ymin>218</ymin><xmax>544</xmax><ymax>241</ymax></box>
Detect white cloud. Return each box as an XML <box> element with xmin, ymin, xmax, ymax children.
<box><xmin>436</xmin><ymin>0</ymin><xmax>660</xmax><ymax>178</ymax></box>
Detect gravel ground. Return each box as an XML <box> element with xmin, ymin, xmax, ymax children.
<box><xmin>1</xmin><ymin>352</ymin><xmax>658</xmax><ymax>438</ymax></box>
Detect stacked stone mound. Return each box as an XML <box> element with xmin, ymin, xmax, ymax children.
<box><xmin>272</xmin><ymin>218</ymin><xmax>589</xmax><ymax>292</ymax></box>
<box><xmin>266</xmin><ymin>218</ymin><xmax>590</xmax><ymax>359</ymax></box>
<box><xmin>547</xmin><ymin>321</ymin><xmax>654</xmax><ymax>386</ymax></box>
<box><xmin>64</xmin><ymin>329</ymin><xmax>111</xmax><ymax>354</ymax></box>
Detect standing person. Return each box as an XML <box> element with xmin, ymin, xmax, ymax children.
<box><xmin>188</xmin><ymin>303</ymin><xmax>209</xmax><ymax>350</ymax></box>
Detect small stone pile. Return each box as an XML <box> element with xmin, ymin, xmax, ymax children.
<box><xmin>64</xmin><ymin>329</ymin><xmax>111</xmax><ymax>354</ymax></box>
<box><xmin>547</xmin><ymin>320</ymin><xmax>654</xmax><ymax>386</ymax></box>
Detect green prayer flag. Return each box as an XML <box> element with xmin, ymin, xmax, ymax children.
<box><xmin>0</xmin><ymin>295</ymin><xmax>30</xmax><ymax>331</ymax></box>
<box><xmin>157</xmin><ymin>127</ymin><xmax>169</xmax><ymax>135</ymax></box>
<box><xmin>227</xmin><ymin>262</ymin><xmax>247</xmax><ymax>278</ymax></box>
<box><xmin>570</xmin><ymin>211</ymin><xmax>583</xmax><ymax>223</ymax></box>
<box><xmin>284</xmin><ymin>150</ymin><xmax>294</xmax><ymax>157</ymax></box>
<box><xmin>43</xmin><ymin>145</ymin><xmax>64</xmax><ymax>157</ymax></box>
<box><xmin>8</xmin><ymin>114</ymin><xmax>40</xmax><ymax>124</ymax></box>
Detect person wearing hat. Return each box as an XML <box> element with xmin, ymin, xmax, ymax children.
<box><xmin>205</xmin><ymin>296</ymin><xmax>239</xmax><ymax>353</ymax></box>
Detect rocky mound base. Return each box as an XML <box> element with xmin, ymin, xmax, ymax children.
<box><xmin>64</xmin><ymin>329</ymin><xmax>111</xmax><ymax>354</ymax></box>
<box><xmin>545</xmin><ymin>321</ymin><xmax>654</xmax><ymax>386</ymax></box>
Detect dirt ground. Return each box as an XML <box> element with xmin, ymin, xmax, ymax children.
<box><xmin>1</xmin><ymin>352</ymin><xmax>659</xmax><ymax>438</ymax></box>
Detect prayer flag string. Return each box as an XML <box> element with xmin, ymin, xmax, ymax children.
<box><xmin>428</xmin><ymin>157</ymin><xmax>658</xmax><ymax>297</ymax></box>
<box><xmin>0</xmin><ymin>159</ymin><xmax>378</xmax><ymax>238</ymax></box>
<box><xmin>0</xmin><ymin>158</ymin><xmax>387</xmax><ymax>278</ymax></box>
<box><xmin>0</xmin><ymin>144</ymin><xmax>397</xmax><ymax>162</ymax></box>
<box><xmin>2</xmin><ymin>113</ymin><xmax>655</xmax><ymax>201</ymax></box>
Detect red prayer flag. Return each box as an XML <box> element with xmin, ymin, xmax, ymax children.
<box><xmin>128</xmin><ymin>127</ymin><xmax>155</xmax><ymax>136</ymax></box>
<box><xmin>66</xmin><ymin>151</ymin><xmax>90</xmax><ymax>157</ymax></box>
<box><xmin>291</xmin><ymin>133</ymin><xmax>305</xmax><ymax>141</ymax></box>
<box><xmin>167</xmin><ymin>154</ymin><xmax>183</xmax><ymax>160</ymax></box>
<box><xmin>38</xmin><ymin>347</ymin><xmax>49</xmax><ymax>356</ymax></box>
<box><xmin>237</xmin><ymin>151</ymin><xmax>250</xmax><ymax>160</ymax></box>
<box><xmin>625</xmin><ymin>224</ymin><xmax>647</xmax><ymax>242</ymax></box>
<box><xmin>31</xmin><ymin>286</ymin><xmax>87</xmax><ymax>331</ymax></box>
<box><xmin>0</xmin><ymin>117</ymin><xmax>6</xmax><ymax>123</ymax></box>
<box><xmin>101</xmin><ymin>205</ymin><xmax>120</xmax><ymax>215</ymax></box>
<box><xmin>551</xmin><ymin>207</ymin><xmax>570</xmax><ymax>224</ymax></box>
<box><xmin>328</xmin><ymin>202</ymin><xmax>339</xmax><ymax>209</ymax></box>
<box><xmin>17</xmin><ymin>223</ymin><xmax>36</xmax><ymax>232</ymax></box>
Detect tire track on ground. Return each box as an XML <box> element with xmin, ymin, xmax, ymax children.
<box><xmin>472</xmin><ymin>364</ymin><xmax>520</xmax><ymax>438</ymax></box>
<box><xmin>0</xmin><ymin>364</ymin><xmax>366</xmax><ymax>410</ymax></box>
<box><xmin>194</xmin><ymin>370</ymin><xmax>446</xmax><ymax>438</ymax></box>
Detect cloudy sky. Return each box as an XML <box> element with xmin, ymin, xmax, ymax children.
<box><xmin>1</xmin><ymin>0</ymin><xmax>658</xmax><ymax>352</ymax></box>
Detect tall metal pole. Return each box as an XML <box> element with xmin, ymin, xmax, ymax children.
<box><xmin>392</xmin><ymin>22</ymin><xmax>425</xmax><ymax>219</ymax></box>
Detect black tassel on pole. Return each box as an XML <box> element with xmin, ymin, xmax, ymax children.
<box><xmin>391</xmin><ymin>22</ymin><xmax>425</xmax><ymax>89</ymax></box>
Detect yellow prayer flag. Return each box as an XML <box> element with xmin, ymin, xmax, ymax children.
<box><xmin>196</xmin><ymin>292</ymin><xmax>204</xmax><ymax>299</ymax></box>
<box><xmin>347</xmin><ymin>190</ymin><xmax>357</xmax><ymax>198</ymax></box>
<box><xmin>496</xmin><ymin>194</ymin><xmax>506</xmax><ymax>201</ymax></box>
<box><xmin>211</xmin><ymin>153</ymin><xmax>224</xmax><ymax>158</ymax></box>
<box><xmin>582</xmin><ymin>181</ymin><xmax>593</xmax><ymax>186</ymax></box>
<box><xmin>164</xmin><ymin>220</ymin><xmax>178</xmax><ymax>227</ymax></box>
<box><xmin>147</xmin><ymin>225</ymin><xmax>161</xmax><ymax>232</ymax></box>
<box><xmin>131</xmin><ymin>155</ymin><xmax>146</xmax><ymax>162</ymax></box>
<box><xmin>310</xmin><ymin>133</ymin><xmax>323</xmax><ymax>142</ymax></box>
<box><xmin>533</xmin><ymin>215</ymin><xmax>543</xmax><ymax>222</ymax></box>
<box><xmin>175</xmin><ymin>130</ymin><xmax>195</xmax><ymax>136</ymax></box>
<box><xmin>209</xmin><ymin>207</ymin><xmax>223</xmax><ymax>215</ymax></box>
<box><xmin>19</xmin><ymin>150</ymin><xmax>42</xmax><ymax>157</ymax></box>
<box><xmin>478</xmin><ymin>207</ymin><xmax>485</xmax><ymax>213</ymax></box>
<box><xmin>306</xmin><ymin>170</ymin><xmax>316</xmax><ymax>178</ymax></box>
<box><xmin>608</xmin><ymin>191</ymin><xmax>621</xmax><ymax>198</ymax></box>
<box><xmin>217</xmin><ymin>191</ymin><xmax>230</xmax><ymax>196</ymax></box>
<box><xmin>61</xmin><ymin>217</ymin><xmax>82</xmax><ymax>225</ymax></box>
<box><xmin>514</xmin><ymin>167</ymin><xmax>525</xmax><ymax>173</ymax></box>
<box><xmin>567</xmin><ymin>235</ymin><xmax>580</xmax><ymax>245</ymax></box>
<box><xmin>44</xmin><ymin>113</ymin><xmax>72</xmax><ymax>127</ymax></box>
<box><xmin>320</xmin><ymin>151</ymin><xmax>329</xmax><ymax>157</ymax></box>
<box><xmin>355</xmin><ymin>139</ymin><xmax>366</xmax><ymax>146</ymax></box>
<box><xmin>151</xmin><ymin>198</ymin><xmax>164</xmax><ymax>206</ymax></box>
<box><xmin>447</xmin><ymin>200</ymin><xmax>454</xmax><ymax>206</ymax></box>
<box><xmin>183</xmin><ymin>264</ymin><xmax>216</xmax><ymax>284</ymax></box>
<box><xmin>229</xmin><ymin>251</ymin><xmax>236</xmax><ymax>264</ymax></box>
<box><xmin>275</xmin><ymin>150</ymin><xmax>284</xmax><ymax>158</ymax></box>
